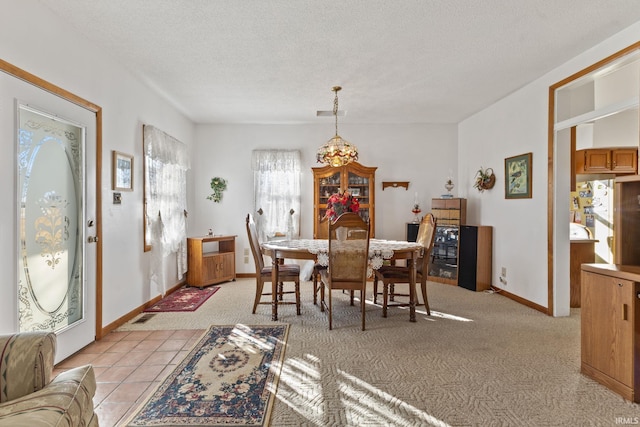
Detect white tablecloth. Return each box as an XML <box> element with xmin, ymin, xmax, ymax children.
<box><xmin>263</xmin><ymin>239</ymin><xmax>422</xmax><ymax>276</ymax></box>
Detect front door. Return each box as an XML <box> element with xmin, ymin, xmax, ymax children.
<box><xmin>16</xmin><ymin>100</ymin><xmax>97</xmax><ymax>363</ymax></box>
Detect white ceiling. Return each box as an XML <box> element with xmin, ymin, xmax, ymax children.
<box><xmin>38</xmin><ymin>0</ymin><xmax>640</xmax><ymax>125</ymax></box>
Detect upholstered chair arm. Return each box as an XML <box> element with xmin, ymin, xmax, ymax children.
<box><xmin>0</xmin><ymin>332</ymin><xmax>56</xmax><ymax>403</ymax></box>
<box><xmin>0</xmin><ymin>364</ymin><xmax>98</xmax><ymax>427</ymax></box>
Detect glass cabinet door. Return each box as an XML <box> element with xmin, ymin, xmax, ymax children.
<box><xmin>319</xmin><ymin>171</ymin><xmax>341</xmax><ymax>204</ymax></box>
<box><xmin>313</xmin><ymin>162</ymin><xmax>376</xmax><ymax>239</ymax></box>
<box><xmin>347</xmin><ymin>171</ymin><xmax>370</xmax><ymax>222</ymax></box>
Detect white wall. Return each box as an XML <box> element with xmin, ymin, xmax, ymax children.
<box><xmin>191</xmin><ymin>123</ymin><xmax>458</xmax><ymax>274</ymax></box>
<box><xmin>0</xmin><ymin>1</ymin><xmax>195</xmax><ymax>330</ymax></box>
<box><xmin>458</xmin><ymin>21</ymin><xmax>640</xmax><ymax>312</ymax></box>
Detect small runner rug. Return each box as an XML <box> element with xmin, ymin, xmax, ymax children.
<box><xmin>124</xmin><ymin>324</ymin><xmax>289</xmax><ymax>427</ymax></box>
<box><xmin>144</xmin><ymin>286</ymin><xmax>220</xmax><ymax>312</ymax></box>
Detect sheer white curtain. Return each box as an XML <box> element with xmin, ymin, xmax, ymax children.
<box><xmin>144</xmin><ymin>125</ymin><xmax>190</xmax><ymax>295</ymax></box>
<box><xmin>252</xmin><ymin>150</ymin><xmax>301</xmax><ymax>241</ymax></box>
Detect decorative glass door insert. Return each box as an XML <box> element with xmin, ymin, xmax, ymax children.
<box><xmin>17</xmin><ymin>105</ymin><xmax>85</xmax><ymax>333</ymax></box>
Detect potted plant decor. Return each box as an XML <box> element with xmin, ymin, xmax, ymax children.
<box><xmin>473</xmin><ymin>167</ymin><xmax>495</xmax><ymax>192</ymax></box>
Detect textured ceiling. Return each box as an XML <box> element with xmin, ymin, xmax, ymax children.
<box><xmin>37</xmin><ymin>0</ymin><xmax>640</xmax><ymax>124</ymax></box>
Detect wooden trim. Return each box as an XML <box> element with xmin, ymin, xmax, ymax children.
<box><xmin>570</xmin><ymin>127</ymin><xmax>576</xmax><ymax>191</ymax></box>
<box><xmin>101</xmin><ymin>280</ymin><xmax>185</xmax><ymax>336</ymax></box>
<box><xmin>142</xmin><ymin>125</ymin><xmax>152</xmax><ymax>252</ymax></box>
<box><xmin>0</xmin><ymin>59</ymin><xmax>105</xmax><ymax>339</ymax></box>
<box><xmin>547</xmin><ymin>85</ymin><xmax>555</xmax><ymax>316</ymax></box>
<box><xmin>96</xmin><ymin>108</ymin><xmax>103</xmax><ymax>339</ymax></box>
<box><xmin>549</xmin><ymin>42</ymin><xmax>640</xmax><ymax>92</ymax></box>
<box><xmin>235</xmin><ymin>273</ymin><xmax>256</xmax><ymax>279</ymax></box>
<box><xmin>547</xmin><ymin>41</ymin><xmax>640</xmax><ymax>317</ymax></box>
<box><xmin>493</xmin><ymin>286</ymin><xmax>547</xmax><ymax>315</ymax></box>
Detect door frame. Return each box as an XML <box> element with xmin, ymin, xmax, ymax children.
<box><xmin>1</xmin><ymin>59</ymin><xmax>104</xmax><ymax>340</ymax></box>
<box><xmin>547</xmin><ymin>42</ymin><xmax>640</xmax><ymax>316</ymax></box>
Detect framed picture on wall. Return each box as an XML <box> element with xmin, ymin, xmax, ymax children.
<box><xmin>505</xmin><ymin>152</ymin><xmax>532</xmax><ymax>199</ymax></box>
<box><xmin>112</xmin><ymin>150</ymin><xmax>133</xmax><ymax>191</ymax></box>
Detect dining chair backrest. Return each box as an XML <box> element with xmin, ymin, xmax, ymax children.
<box><xmin>416</xmin><ymin>213</ymin><xmax>437</xmax><ymax>273</ymax></box>
<box><xmin>328</xmin><ymin>213</ymin><xmax>370</xmax><ymax>283</ymax></box>
<box><xmin>246</xmin><ymin>213</ymin><xmax>265</xmax><ymax>272</ymax></box>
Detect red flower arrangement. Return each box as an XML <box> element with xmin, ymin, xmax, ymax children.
<box><xmin>324</xmin><ymin>191</ymin><xmax>360</xmax><ymax>221</ymax></box>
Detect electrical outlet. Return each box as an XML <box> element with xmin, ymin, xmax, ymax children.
<box><xmin>244</xmin><ymin>256</ymin><xmax>249</xmax><ymax>264</ymax></box>
<box><xmin>499</xmin><ymin>276</ymin><xmax>507</xmax><ymax>286</ymax></box>
<box><xmin>243</xmin><ymin>248</ymin><xmax>249</xmax><ymax>256</ymax></box>
<box><xmin>501</xmin><ymin>267</ymin><xmax>507</xmax><ymax>277</ymax></box>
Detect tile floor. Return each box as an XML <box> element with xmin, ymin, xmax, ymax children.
<box><xmin>54</xmin><ymin>328</ymin><xmax>205</xmax><ymax>427</ymax></box>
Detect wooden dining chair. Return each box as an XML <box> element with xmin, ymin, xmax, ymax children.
<box><xmin>373</xmin><ymin>213</ymin><xmax>437</xmax><ymax>317</ymax></box>
<box><xmin>320</xmin><ymin>212</ymin><xmax>370</xmax><ymax>330</ymax></box>
<box><xmin>311</xmin><ymin>217</ymin><xmax>329</xmax><ymax>305</ymax></box>
<box><xmin>245</xmin><ymin>214</ymin><xmax>301</xmax><ymax>315</ymax></box>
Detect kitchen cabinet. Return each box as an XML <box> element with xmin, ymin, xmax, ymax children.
<box><xmin>428</xmin><ymin>198</ymin><xmax>466</xmax><ymax>285</ymax></box>
<box><xmin>581</xmin><ymin>264</ymin><xmax>640</xmax><ymax>402</ymax></box>
<box><xmin>614</xmin><ymin>174</ymin><xmax>640</xmax><ymax>265</ymax></box>
<box><xmin>575</xmin><ymin>148</ymin><xmax>637</xmax><ymax>174</ymax></box>
<box><xmin>186</xmin><ymin>235</ymin><xmax>236</xmax><ymax>288</ymax></box>
<box><xmin>569</xmin><ymin>239</ymin><xmax>597</xmax><ymax>308</ymax></box>
<box><xmin>312</xmin><ymin>162</ymin><xmax>376</xmax><ymax>239</ymax></box>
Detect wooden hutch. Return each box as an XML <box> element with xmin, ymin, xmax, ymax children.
<box><xmin>312</xmin><ymin>162</ymin><xmax>376</xmax><ymax>239</ymax></box>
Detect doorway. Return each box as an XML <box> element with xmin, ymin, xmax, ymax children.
<box><xmin>548</xmin><ymin>44</ymin><xmax>640</xmax><ymax>316</ymax></box>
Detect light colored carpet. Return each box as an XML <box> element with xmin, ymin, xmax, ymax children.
<box><xmin>118</xmin><ymin>279</ymin><xmax>640</xmax><ymax>426</ymax></box>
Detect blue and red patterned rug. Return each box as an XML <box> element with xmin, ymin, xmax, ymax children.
<box><xmin>144</xmin><ymin>286</ymin><xmax>220</xmax><ymax>312</ymax></box>
<box><xmin>124</xmin><ymin>324</ymin><xmax>289</xmax><ymax>426</ymax></box>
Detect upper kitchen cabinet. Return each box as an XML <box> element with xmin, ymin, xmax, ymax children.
<box><xmin>576</xmin><ymin>147</ymin><xmax>638</xmax><ymax>174</ymax></box>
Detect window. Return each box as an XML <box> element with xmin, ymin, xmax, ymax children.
<box><xmin>252</xmin><ymin>150</ymin><xmax>301</xmax><ymax>241</ymax></box>
<box><xmin>143</xmin><ymin>125</ymin><xmax>190</xmax><ymax>294</ymax></box>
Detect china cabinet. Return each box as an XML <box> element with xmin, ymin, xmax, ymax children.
<box><xmin>312</xmin><ymin>162</ymin><xmax>376</xmax><ymax>239</ymax></box>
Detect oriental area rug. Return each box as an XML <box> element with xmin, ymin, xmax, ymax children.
<box><xmin>124</xmin><ymin>324</ymin><xmax>289</xmax><ymax>427</ymax></box>
<box><xmin>144</xmin><ymin>286</ymin><xmax>220</xmax><ymax>313</ymax></box>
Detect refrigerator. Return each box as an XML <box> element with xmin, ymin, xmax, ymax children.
<box><xmin>570</xmin><ymin>178</ymin><xmax>614</xmax><ymax>263</ymax></box>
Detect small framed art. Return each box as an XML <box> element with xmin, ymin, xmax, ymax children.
<box><xmin>505</xmin><ymin>152</ymin><xmax>532</xmax><ymax>199</ymax></box>
<box><xmin>112</xmin><ymin>150</ymin><xmax>133</xmax><ymax>191</ymax></box>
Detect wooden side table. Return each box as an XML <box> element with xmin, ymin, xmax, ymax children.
<box><xmin>186</xmin><ymin>235</ymin><xmax>236</xmax><ymax>287</ymax></box>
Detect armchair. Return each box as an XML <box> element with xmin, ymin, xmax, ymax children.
<box><xmin>0</xmin><ymin>332</ymin><xmax>98</xmax><ymax>427</ymax></box>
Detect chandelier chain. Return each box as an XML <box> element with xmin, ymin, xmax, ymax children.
<box><xmin>333</xmin><ymin>90</ymin><xmax>339</xmax><ymax>136</ymax></box>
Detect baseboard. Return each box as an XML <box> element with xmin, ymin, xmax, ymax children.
<box><xmin>100</xmin><ymin>279</ymin><xmax>185</xmax><ymax>338</ymax></box>
<box><xmin>235</xmin><ymin>273</ymin><xmax>255</xmax><ymax>279</ymax></box>
<box><xmin>492</xmin><ymin>286</ymin><xmax>549</xmax><ymax>315</ymax></box>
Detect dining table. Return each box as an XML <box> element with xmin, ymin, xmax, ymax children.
<box><xmin>260</xmin><ymin>238</ymin><xmax>423</xmax><ymax>322</ymax></box>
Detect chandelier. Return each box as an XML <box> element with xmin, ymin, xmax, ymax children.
<box><xmin>316</xmin><ymin>86</ymin><xmax>358</xmax><ymax>167</ymax></box>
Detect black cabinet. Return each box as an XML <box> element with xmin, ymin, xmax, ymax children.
<box><xmin>406</xmin><ymin>223</ymin><xmax>419</xmax><ymax>242</ymax></box>
<box><xmin>458</xmin><ymin>225</ymin><xmax>493</xmax><ymax>292</ymax></box>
